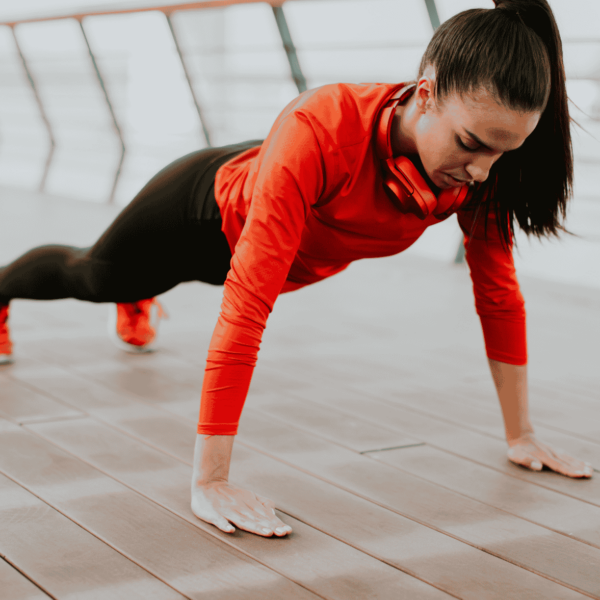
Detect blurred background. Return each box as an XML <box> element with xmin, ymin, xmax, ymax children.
<box><xmin>0</xmin><ymin>0</ymin><xmax>599</xmax><ymax>288</ymax></box>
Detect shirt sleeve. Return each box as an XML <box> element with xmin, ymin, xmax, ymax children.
<box><xmin>197</xmin><ymin>112</ymin><xmax>326</xmax><ymax>435</ymax></box>
<box><xmin>456</xmin><ymin>205</ymin><xmax>527</xmax><ymax>365</ymax></box>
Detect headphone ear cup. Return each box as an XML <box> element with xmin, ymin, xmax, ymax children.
<box><xmin>385</xmin><ymin>156</ymin><xmax>437</xmax><ymax>219</ymax></box>
<box><xmin>434</xmin><ymin>185</ymin><xmax>471</xmax><ymax>220</ymax></box>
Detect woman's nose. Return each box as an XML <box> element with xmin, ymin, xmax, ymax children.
<box><xmin>465</xmin><ymin>154</ymin><xmax>501</xmax><ymax>183</ymax></box>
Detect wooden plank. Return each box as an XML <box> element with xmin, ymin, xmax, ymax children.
<box><xmin>0</xmin><ymin>471</ymin><xmax>184</xmax><ymax>600</ymax></box>
<box><xmin>14</xmin><ymin>339</ymin><xmax>600</xmax><ymax>514</ymax></box>
<box><xmin>228</xmin><ymin>441</ymin><xmax>598</xmax><ymax>600</ymax></box>
<box><xmin>350</xmin><ymin>315</ymin><xmax>600</xmax><ymax>439</ymax></box>
<box><xmin>245</xmin><ymin>364</ymin><xmax>600</xmax><ymax>476</ymax></box>
<box><xmin>423</xmin><ymin>378</ymin><xmax>600</xmax><ymax>442</ymax></box>
<box><xmin>0</xmin><ymin>420</ymin><xmax>323</xmax><ymax>600</ymax></box>
<box><xmin>244</xmin><ymin>395</ymin><xmax>421</xmax><ymax>453</ymax></box>
<box><xmin>246</xmin><ymin>394</ymin><xmax>600</xmax><ymax>548</ymax></box>
<box><xmin>12</xmin><ymin>344</ymin><xmax>600</xmax><ymax>592</ymax></box>
<box><xmin>345</xmin><ymin>371</ymin><xmax>600</xmax><ymax>465</ymax></box>
<box><xmin>25</xmin><ymin>417</ymin><xmax>459</xmax><ymax>600</ymax></box>
<box><xmin>235</xmin><ymin>411</ymin><xmax>600</xmax><ymax>598</ymax></box>
<box><xmin>5</xmin><ymin>294</ymin><xmax>600</xmax><ymax>596</ymax></box>
<box><xmin>0</xmin><ymin>559</ymin><xmax>50</xmax><ymax>600</ymax></box>
<box><xmin>289</xmin><ymin>350</ymin><xmax>600</xmax><ymax>446</ymax></box>
<box><xmin>280</xmin><ymin>382</ymin><xmax>600</xmax><ymax>506</ymax></box>
<box><xmin>371</xmin><ymin>443</ymin><xmax>600</xmax><ymax>543</ymax></box>
<box><xmin>348</xmin><ymin>380</ymin><xmax>600</xmax><ymax>457</ymax></box>
<box><xmin>68</xmin><ymin>355</ymin><xmax>198</xmax><ymax>405</ymax></box>
<box><xmin>529</xmin><ymin>380</ymin><xmax>600</xmax><ymax>412</ymax></box>
<box><xmin>0</xmin><ymin>372</ymin><xmax>82</xmax><ymax>424</ymax></box>
<box><xmin>27</xmin><ymin>412</ymin><xmax>593</xmax><ymax>600</ymax></box>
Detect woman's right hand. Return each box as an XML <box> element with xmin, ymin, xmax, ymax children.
<box><xmin>191</xmin><ymin>480</ymin><xmax>293</xmax><ymax>537</ymax></box>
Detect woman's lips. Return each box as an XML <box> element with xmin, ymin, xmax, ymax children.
<box><xmin>445</xmin><ymin>173</ymin><xmax>469</xmax><ymax>186</ymax></box>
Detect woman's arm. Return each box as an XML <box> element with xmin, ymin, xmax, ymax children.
<box><xmin>487</xmin><ymin>358</ymin><xmax>533</xmax><ymax>443</ymax></box>
<box><xmin>190</xmin><ymin>434</ymin><xmax>293</xmax><ymax>536</ymax></box>
<box><xmin>487</xmin><ymin>358</ymin><xmax>593</xmax><ymax>478</ymax></box>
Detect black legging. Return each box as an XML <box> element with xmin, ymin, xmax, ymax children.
<box><xmin>0</xmin><ymin>140</ymin><xmax>263</xmax><ymax>306</ymax></box>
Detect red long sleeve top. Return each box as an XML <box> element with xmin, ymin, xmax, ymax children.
<box><xmin>197</xmin><ymin>82</ymin><xmax>527</xmax><ymax>435</ymax></box>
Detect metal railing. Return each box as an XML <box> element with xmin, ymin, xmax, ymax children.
<box><xmin>1</xmin><ymin>0</ymin><xmax>597</xmax><ymax>265</ymax></box>
<box><xmin>0</xmin><ymin>0</ymin><xmax>440</xmax><ymax>204</ymax></box>
<box><xmin>1</xmin><ymin>1</ymin><xmax>311</xmax><ymax>203</ymax></box>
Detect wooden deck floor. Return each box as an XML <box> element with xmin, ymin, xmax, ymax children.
<box><xmin>1</xmin><ymin>188</ymin><xmax>599</xmax><ymax>599</ymax></box>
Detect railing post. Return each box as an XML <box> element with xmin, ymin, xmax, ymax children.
<box><xmin>78</xmin><ymin>18</ymin><xmax>125</xmax><ymax>205</ymax></box>
<box><xmin>272</xmin><ymin>4</ymin><xmax>307</xmax><ymax>94</ymax></box>
<box><xmin>423</xmin><ymin>0</ymin><xmax>441</xmax><ymax>31</ymax></box>
<box><xmin>165</xmin><ymin>12</ymin><xmax>212</xmax><ymax>147</ymax></box>
<box><xmin>423</xmin><ymin>0</ymin><xmax>465</xmax><ymax>264</ymax></box>
<box><xmin>11</xmin><ymin>25</ymin><xmax>56</xmax><ymax>192</ymax></box>
<box><xmin>454</xmin><ymin>236</ymin><xmax>466</xmax><ymax>264</ymax></box>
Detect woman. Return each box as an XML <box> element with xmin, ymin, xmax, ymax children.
<box><xmin>0</xmin><ymin>0</ymin><xmax>594</xmax><ymax>539</ymax></box>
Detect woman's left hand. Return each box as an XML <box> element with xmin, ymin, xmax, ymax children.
<box><xmin>507</xmin><ymin>433</ymin><xmax>594</xmax><ymax>478</ymax></box>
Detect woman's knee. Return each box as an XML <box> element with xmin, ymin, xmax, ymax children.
<box><xmin>64</xmin><ymin>248</ymin><xmax>113</xmax><ymax>302</ymax></box>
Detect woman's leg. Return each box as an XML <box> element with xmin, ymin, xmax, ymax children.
<box><xmin>0</xmin><ymin>142</ymin><xmax>255</xmax><ymax>306</ymax></box>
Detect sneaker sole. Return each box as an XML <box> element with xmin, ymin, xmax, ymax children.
<box><xmin>0</xmin><ymin>353</ymin><xmax>13</xmax><ymax>365</ymax></box>
<box><xmin>107</xmin><ymin>304</ymin><xmax>156</xmax><ymax>354</ymax></box>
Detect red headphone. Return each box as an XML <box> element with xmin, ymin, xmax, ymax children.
<box><xmin>375</xmin><ymin>83</ymin><xmax>472</xmax><ymax>221</ymax></box>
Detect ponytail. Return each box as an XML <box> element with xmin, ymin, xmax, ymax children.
<box><xmin>418</xmin><ymin>0</ymin><xmax>574</xmax><ymax>251</ymax></box>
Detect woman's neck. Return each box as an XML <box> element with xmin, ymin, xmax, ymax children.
<box><xmin>390</xmin><ymin>88</ymin><xmax>419</xmax><ymax>157</ymax></box>
<box><xmin>390</xmin><ymin>89</ymin><xmax>441</xmax><ymax>196</ymax></box>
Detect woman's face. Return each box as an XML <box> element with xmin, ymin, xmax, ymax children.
<box><xmin>395</xmin><ymin>72</ymin><xmax>541</xmax><ymax>190</ymax></box>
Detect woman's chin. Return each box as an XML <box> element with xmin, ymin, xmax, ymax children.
<box><xmin>433</xmin><ymin>173</ymin><xmax>454</xmax><ymax>190</ymax></box>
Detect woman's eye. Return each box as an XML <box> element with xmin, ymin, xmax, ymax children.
<box><xmin>458</xmin><ymin>138</ymin><xmax>478</xmax><ymax>152</ymax></box>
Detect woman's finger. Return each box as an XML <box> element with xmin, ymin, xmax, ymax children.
<box><xmin>507</xmin><ymin>448</ymin><xmax>542</xmax><ymax>470</ymax></box>
<box><xmin>528</xmin><ymin>459</ymin><xmax>543</xmax><ymax>471</ymax></box>
<box><xmin>212</xmin><ymin>516</ymin><xmax>236</xmax><ymax>533</ymax></box>
<box><xmin>256</xmin><ymin>493</ymin><xmax>276</xmax><ymax>508</ymax></box>
<box><xmin>256</xmin><ymin>494</ymin><xmax>277</xmax><ymax>513</ymax></box>
<box><xmin>234</xmin><ymin>516</ymin><xmax>275</xmax><ymax>537</ymax></box>
<box><xmin>221</xmin><ymin>507</ymin><xmax>274</xmax><ymax>536</ymax></box>
<box><xmin>529</xmin><ymin>451</ymin><xmax>592</xmax><ymax>478</ymax></box>
<box><xmin>229</xmin><ymin>506</ymin><xmax>292</xmax><ymax>537</ymax></box>
<box><xmin>274</xmin><ymin>524</ymin><xmax>293</xmax><ymax>536</ymax></box>
<box><xmin>537</xmin><ymin>448</ymin><xmax>592</xmax><ymax>477</ymax></box>
<box><xmin>191</xmin><ymin>498</ymin><xmax>236</xmax><ymax>533</ymax></box>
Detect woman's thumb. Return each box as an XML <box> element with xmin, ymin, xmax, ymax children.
<box><xmin>214</xmin><ymin>517</ymin><xmax>235</xmax><ymax>533</ymax></box>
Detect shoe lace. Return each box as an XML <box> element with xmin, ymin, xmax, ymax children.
<box><xmin>153</xmin><ymin>299</ymin><xmax>168</xmax><ymax>321</ymax></box>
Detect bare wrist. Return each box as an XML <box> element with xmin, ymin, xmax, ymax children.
<box><xmin>192</xmin><ymin>434</ymin><xmax>235</xmax><ymax>488</ymax></box>
<box><xmin>506</xmin><ymin>427</ymin><xmax>535</xmax><ymax>447</ymax></box>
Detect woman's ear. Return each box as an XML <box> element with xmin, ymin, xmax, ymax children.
<box><xmin>415</xmin><ymin>84</ymin><xmax>433</xmax><ymax>114</ymax></box>
<box><xmin>415</xmin><ymin>67</ymin><xmax>436</xmax><ymax>114</ymax></box>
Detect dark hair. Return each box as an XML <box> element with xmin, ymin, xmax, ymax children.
<box><xmin>418</xmin><ymin>0</ymin><xmax>574</xmax><ymax>251</ymax></box>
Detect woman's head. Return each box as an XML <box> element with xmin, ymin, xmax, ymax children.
<box><xmin>413</xmin><ymin>0</ymin><xmax>573</xmax><ymax>247</ymax></box>
<box><xmin>403</xmin><ymin>65</ymin><xmax>541</xmax><ymax>190</ymax></box>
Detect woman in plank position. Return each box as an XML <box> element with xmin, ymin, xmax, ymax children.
<box><xmin>0</xmin><ymin>0</ymin><xmax>593</xmax><ymax>537</ymax></box>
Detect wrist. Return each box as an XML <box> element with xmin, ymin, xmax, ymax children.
<box><xmin>192</xmin><ymin>433</ymin><xmax>234</xmax><ymax>488</ymax></box>
<box><xmin>506</xmin><ymin>427</ymin><xmax>535</xmax><ymax>447</ymax></box>
<box><xmin>193</xmin><ymin>477</ymin><xmax>229</xmax><ymax>489</ymax></box>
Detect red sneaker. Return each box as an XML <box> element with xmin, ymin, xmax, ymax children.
<box><xmin>108</xmin><ymin>298</ymin><xmax>168</xmax><ymax>353</ymax></box>
<box><xmin>0</xmin><ymin>304</ymin><xmax>13</xmax><ymax>365</ymax></box>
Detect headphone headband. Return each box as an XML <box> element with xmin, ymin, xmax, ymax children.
<box><xmin>375</xmin><ymin>83</ymin><xmax>417</xmax><ymax>160</ymax></box>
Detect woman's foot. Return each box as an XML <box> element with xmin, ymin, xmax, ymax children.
<box><xmin>108</xmin><ymin>298</ymin><xmax>168</xmax><ymax>354</ymax></box>
<box><xmin>0</xmin><ymin>305</ymin><xmax>13</xmax><ymax>365</ymax></box>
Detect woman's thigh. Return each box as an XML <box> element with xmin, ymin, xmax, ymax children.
<box><xmin>88</xmin><ymin>140</ymin><xmax>260</xmax><ymax>275</ymax></box>
<box><xmin>101</xmin><ymin>220</ymin><xmax>232</xmax><ymax>301</ymax></box>
<box><xmin>88</xmin><ymin>149</ymin><xmax>211</xmax><ymax>267</ymax></box>
<box><xmin>82</xmin><ymin>141</ymin><xmax>260</xmax><ymax>301</ymax></box>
